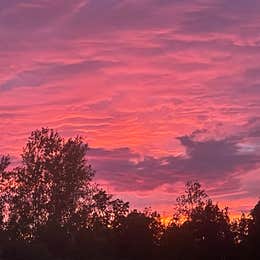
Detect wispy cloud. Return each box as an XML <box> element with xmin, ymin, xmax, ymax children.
<box><xmin>0</xmin><ymin>0</ymin><xmax>259</xmax><ymax>214</ymax></box>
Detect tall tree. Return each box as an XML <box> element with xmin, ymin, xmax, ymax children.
<box><xmin>0</xmin><ymin>156</ymin><xmax>11</xmax><ymax>233</ymax></box>
<box><xmin>247</xmin><ymin>200</ymin><xmax>260</xmax><ymax>259</ymax></box>
<box><xmin>163</xmin><ymin>181</ymin><xmax>235</xmax><ymax>259</ymax></box>
<box><xmin>189</xmin><ymin>200</ymin><xmax>234</xmax><ymax>259</ymax></box>
<box><xmin>174</xmin><ymin>180</ymin><xmax>209</xmax><ymax>222</ymax></box>
<box><xmin>6</xmin><ymin>128</ymin><xmax>128</xmax><ymax>240</ymax></box>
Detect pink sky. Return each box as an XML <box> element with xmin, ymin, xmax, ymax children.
<box><xmin>0</xmin><ymin>0</ymin><xmax>260</xmax><ymax>216</ymax></box>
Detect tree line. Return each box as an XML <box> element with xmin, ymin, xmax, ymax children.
<box><xmin>0</xmin><ymin>128</ymin><xmax>259</xmax><ymax>259</ymax></box>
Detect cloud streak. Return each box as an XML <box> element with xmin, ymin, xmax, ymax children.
<box><xmin>88</xmin><ymin>132</ymin><xmax>260</xmax><ymax>194</ymax></box>
<box><xmin>0</xmin><ymin>0</ymin><xmax>259</xmax><ymax>214</ymax></box>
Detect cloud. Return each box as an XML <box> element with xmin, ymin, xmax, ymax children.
<box><xmin>0</xmin><ymin>0</ymin><xmax>260</xmax><ymax>213</ymax></box>
<box><xmin>88</xmin><ymin>131</ymin><xmax>260</xmax><ymax>195</ymax></box>
<box><xmin>0</xmin><ymin>60</ymin><xmax>119</xmax><ymax>90</ymax></box>
<box><xmin>0</xmin><ymin>1</ymin><xmax>83</xmax><ymax>32</ymax></box>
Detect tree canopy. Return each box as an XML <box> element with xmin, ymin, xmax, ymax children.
<box><xmin>0</xmin><ymin>128</ymin><xmax>259</xmax><ymax>260</ymax></box>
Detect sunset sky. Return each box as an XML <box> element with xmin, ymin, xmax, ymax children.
<box><xmin>0</xmin><ymin>0</ymin><xmax>260</xmax><ymax>217</ymax></box>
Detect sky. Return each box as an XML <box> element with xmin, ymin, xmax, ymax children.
<box><xmin>0</xmin><ymin>0</ymin><xmax>260</xmax><ymax>217</ymax></box>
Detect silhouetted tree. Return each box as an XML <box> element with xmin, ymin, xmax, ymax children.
<box><xmin>1</xmin><ymin>129</ymin><xmax>260</xmax><ymax>260</ymax></box>
<box><xmin>231</xmin><ymin>213</ymin><xmax>249</xmax><ymax>244</ymax></box>
<box><xmin>0</xmin><ymin>156</ymin><xmax>12</xmax><ymax>254</ymax></box>
<box><xmin>231</xmin><ymin>212</ymin><xmax>251</xmax><ymax>259</ymax></box>
<box><xmin>0</xmin><ymin>156</ymin><xmax>10</xmax><ymax>173</ymax></box>
<box><xmin>189</xmin><ymin>200</ymin><xmax>234</xmax><ymax>259</ymax></box>
<box><xmin>71</xmin><ymin>188</ymin><xmax>129</xmax><ymax>259</ymax></box>
<box><xmin>162</xmin><ymin>182</ymin><xmax>235</xmax><ymax>259</ymax></box>
<box><xmin>0</xmin><ymin>156</ymin><xmax>11</xmax><ymax>226</ymax></box>
<box><xmin>246</xmin><ymin>200</ymin><xmax>260</xmax><ymax>259</ymax></box>
<box><xmin>161</xmin><ymin>222</ymin><xmax>196</xmax><ymax>260</ymax></box>
<box><xmin>2</xmin><ymin>128</ymin><xmax>129</xmax><ymax>259</ymax></box>
<box><xmin>117</xmin><ymin>209</ymin><xmax>163</xmax><ymax>260</ymax></box>
<box><xmin>7</xmin><ymin>128</ymin><xmax>95</xmax><ymax>239</ymax></box>
<box><xmin>174</xmin><ymin>180</ymin><xmax>209</xmax><ymax>223</ymax></box>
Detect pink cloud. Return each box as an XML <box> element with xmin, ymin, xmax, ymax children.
<box><xmin>0</xmin><ymin>0</ymin><xmax>259</xmax><ymax>215</ymax></box>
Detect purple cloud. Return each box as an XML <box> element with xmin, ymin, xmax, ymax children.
<box><xmin>88</xmin><ymin>131</ymin><xmax>260</xmax><ymax>196</ymax></box>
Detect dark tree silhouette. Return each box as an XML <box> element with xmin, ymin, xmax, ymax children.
<box><xmin>7</xmin><ymin>128</ymin><xmax>95</xmax><ymax>239</ymax></box>
<box><xmin>230</xmin><ymin>212</ymin><xmax>251</xmax><ymax>259</ymax></box>
<box><xmin>0</xmin><ymin>129</ymin><xmax>259</xmax><ymax>260</ymax></box>
<box><xmin>117</xmin><ymin>209</ymin><xmax>163</xmax><ymax>260</ymax></box>
<box><xmin>189</xmin><ymin>200</ymin><xmax>234</xmax><ymax>259</ymax></box>
<box><xmin>0</xmin><ymin>156</ymin><xmax>10</xmax><ymax>173</ymax></box>
<box><xmin>174</xmin><ymin>180</ymin><xmax>209</xmax><ymax>223</ymax></box>
<box><xmin>231</xmin><ymin>213</ymin><xmax>249</xmax><ymax>244</ymax></box>
<box><xmin>246</xmin><ymin>200</ymin><xmax>260</xmax><ymax>259</ymax></box>
<box><xmin>1</xmin><ymin>128</ymin><xmax>129</xmax><ymax>259</ymax></box>
<box><xmin>161</xmin><ymin>221</ymin><xmax>196</xmax><ymax>260</ymax></box>
<box><xmin>0</xmin><ymin>156</ymin><xmax>12</xmax><ymax>253</ymax></box>
<box><xmin>162</xmin><ymin>181</ymin><xmax>235</xmax><ymax>260</ymax></box>
<box><xmin>0</xmin><ymin>155</ymin><xmax>11</xmax><ymax>225</ymax></box>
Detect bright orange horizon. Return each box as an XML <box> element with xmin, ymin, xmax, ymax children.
<box><xmin>0</xmin><ymin>0</ymin><xmax>259</xmax><ymax>217</ymax></box>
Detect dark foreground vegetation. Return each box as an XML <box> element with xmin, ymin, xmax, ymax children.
<box><xmin>0</xmin><ymin>128</ymin><xmax>259</xmax><ymax>260</ymax></box>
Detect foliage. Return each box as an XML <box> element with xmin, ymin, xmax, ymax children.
<box><xmin>0</xmin><ymin>128</ymin><xmax>259</xmax><ymax>259</ymax></box>
<box><xmin>173</xmin><ymin>180</ymin><xmax>209</xmax><ymax>223</ymax></box>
